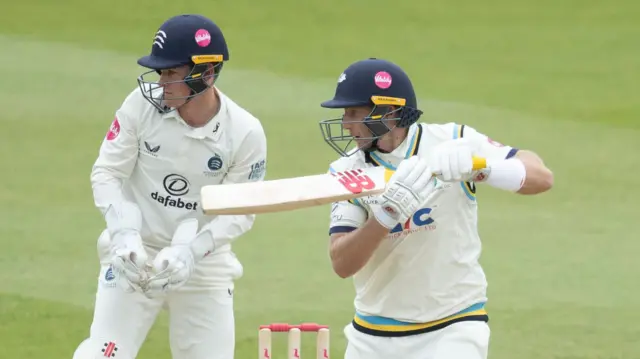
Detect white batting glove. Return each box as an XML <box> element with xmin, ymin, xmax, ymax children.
<box><xmin>373</xmin><ymin>156</ymin><xmax>437</xmax><ymax>229</ymax></box>
<box><xmin>427</xmin><ymin>138</ymin><xmax>477</xmax><ymax>182</ymax></box>
<box><xmin>145</xmin><ymin>219</ymin><xmax>199</xmax><ymax>297</ymax></box>
<box><xmin>104</xmin><ymin>202</ymin><xmax>149</xmax><ymax>292</ymax></box>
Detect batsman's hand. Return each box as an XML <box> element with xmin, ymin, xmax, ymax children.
<box><xmin>145</xmin><ymin>219</ymin><xmax>199</xmax><ymax>298</ymax></box>
<box><xmin>427</xmin><ymin>138</ymin><xmax>477</xmax><ymax>182</ymax></box>
<box><xmin>109</xmin><ymin>230</ymin><xmax>150</xmax><ymax>292</ymax></box>
<box><xmin>373</xmin><ymin>156</ymin><xmax>437</xmax><ymax>229</ymax></box>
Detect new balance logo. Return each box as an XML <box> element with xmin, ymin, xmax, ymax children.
<box><xmin>333</xmin><ymin>169</ymin><xmax>375</xmax><ymax>194</ymax></box>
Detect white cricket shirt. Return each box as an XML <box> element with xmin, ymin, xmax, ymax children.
<box><xmin>328</xmin><ymin>122</ymin><xmax>518</xmax><ymax>326</ymax></box>
<box><xmin>91</xmin><ymin>86</ymin><xmax>267</xmax><ymax>257</ymax></box>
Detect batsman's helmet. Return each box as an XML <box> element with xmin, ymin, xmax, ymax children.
<box><xmin>136</xmin><ymin>14</ymin><xmax>229</xmax><ymax>113</ymax></box>
<box><xmin>319</xmin><ymin>58</ymin><xmax>423</xmax><ymax>156</ymax></box>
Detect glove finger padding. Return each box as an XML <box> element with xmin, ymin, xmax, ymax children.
<box><xmin>458</xmin><ymin>150</ymin><xmax>473</xmax><ymax>179</ymax></box>
<box><xmin>441</xmin><ymin>150</ymin><xmax>454</xmax><ymax>181</ymax></box>
<box><xmin>152</xmin><ymin>246</ymin><xmax>175</xmax><ymax>273</ymax></box>
<box><xmin>110</xmin><ymin>252</ymin><xmax>149</xmax><ymax>293</ymax></box>
<box><xmin>144</xmin><ymin>269</ymin><xmax>172</xmax><ymax>297</ymax></box>
<box><xmin>374</xmin><ymin>157</ymin><xmax>434</xmax><ymax>229</ymax></box>
<box><xmin>146</xmin><ymin>254</ymin><xmax>191</xmax><ymax>297</ymax></box>
<box><xmin>145</xmin><ymin>220</ymin><xmax>199</xmax><ymax>298</ymax></box>
<box><xmin>449</xmin><ymin>150</ymin><xmax>461</xmax><ymax>181</ymax></box>
<box><xmin>411</xmin><ymin>166</ymin><xmax>435</xmax><ymax>194</ymax></box>
<box><xmin>384</xmin><ymin>183</ymin><xmax>419</xmax><ymax>218</ymax></box>
<box><xmin>144</xmin><ymin>250</ymin><xmax>177</xmax><ymax>297</ymax></box>
<box><xmin>395</xmin><ymin>156</ymin><xmax>423</xmax><ymax>185</ymax></box>
<box><xmin>417</xmin><ymin>176</ymin><xmax>438</xmax><ymax>199</ymax></box>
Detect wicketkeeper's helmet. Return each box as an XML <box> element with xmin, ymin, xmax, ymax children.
<box><xmin>136</xmin><ymin>14</ymin><xmax>229</xmax><ymax>113</ymax></box>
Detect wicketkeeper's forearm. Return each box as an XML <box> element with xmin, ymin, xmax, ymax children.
<box><xmin>188</xmin><ymin>214</ymin><xmax>256</xmax><ymax>260</ymax></box>
<box><xmin>329</xmin><ymin>218</ymin><xmax>389</xmax><ymax>278</ymax></box>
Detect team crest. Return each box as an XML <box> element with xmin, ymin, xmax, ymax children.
<box><xmin>204</xmin><ymin>154</ymin><xmax>225</xmax><ymax>177</ymax></box>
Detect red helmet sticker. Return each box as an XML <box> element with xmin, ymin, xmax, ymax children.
<box><xmin>195</xmin><ymin>29</ymin><xmax>211</xmax><ymax>47</ymax></box>
<box><xmin>106</xmin><ymin>116</ymin><xmax>121</xmax><ymax>141</ymax></box>
<box><xmin>374</xmin><ymin>71</ymin><xmax>392</xmax><ymax>89</ymax></box>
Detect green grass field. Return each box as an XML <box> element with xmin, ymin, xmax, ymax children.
<box><xmin>1</xmin><ymin>1</ymin><xmax>639</xmax><ymax>358</ymax></box>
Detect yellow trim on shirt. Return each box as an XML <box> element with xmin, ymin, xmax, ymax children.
<box><xmin>352</xmin><ymin>302</ymin><xmax>488</xmax><ymax>337</ymax></box>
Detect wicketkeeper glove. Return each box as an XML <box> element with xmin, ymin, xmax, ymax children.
<box><xmin>104</xmin><ymin>201</ymin><xmax>150</xmax><ymax>293</ymax></box>
<box><xmin>144</xmin><ymin>218</ymin><xmax>200</xmax><ymax>297</ymax></box>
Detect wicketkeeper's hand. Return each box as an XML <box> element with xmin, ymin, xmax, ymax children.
<box><xmin>104</xmin><ymin>201</ymin><xmax>150</xmax><ymax>293</ymax></box>
<box><xmin>427</xmin><ymin>138</ymin><xmax>478</xmax><ymax>182</ymax></box>
<box><xmin>108</xmin><ymin>230</ymin><xmax>150</xmax><ymax>292</ymax></box>
<box><xmin>372</xmin><ymin>156</ymin><xmax>437</xmax><ymax>229</ymax></box>
<box><xmin>145</xmin><ymin>219</ymin><xmax>199</xmax><ymax>297</ymax></box>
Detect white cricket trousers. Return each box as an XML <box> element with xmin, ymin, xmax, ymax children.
<box><xmin>72</xmin><ymin>230</ymin><xmax>240</xmax><ymax>359</ymax></box>
<box><xmin>343</xmin><ymin>320</ymin><xmax>490</xmax><ymax>359</ymax></box>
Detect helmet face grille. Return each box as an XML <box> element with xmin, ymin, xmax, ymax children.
<box><xmin>318</xmin><ymin>106</ymin><xmax>405</xmax><ymax>157</ymax></box>
<box><xmin>136</xmin><ymin>62</ymin><xmax>224</xmax><ymax>114</ymax></box>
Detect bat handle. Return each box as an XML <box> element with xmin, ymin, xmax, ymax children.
<box><xmin>430</xmin><ymin>156</ymin><xmax>487</xmax><ymax>177</ymax></box>
<box><xmin>471</xmin><ymin>156</ymin><xmax>487</xmax><ymax>170</ymax></box>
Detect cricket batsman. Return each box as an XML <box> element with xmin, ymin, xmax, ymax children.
<box><xmin>72</xmin><ymin>14</ymin><xmax>268</xmax><ymax>359</ymax></box>
<box><xmin>319</xmin><ymin>58</ymin><xmax>553</xmax><ymax>359</ymax></box>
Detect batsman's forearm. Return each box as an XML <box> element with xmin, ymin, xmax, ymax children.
<box><xmin>329</xmin><ymin>218</ymin><xmax>389</xmax><ymax>278</ymax></box>
<box><xmin>515</xmin><ymin>150</ymin><xmax>554</xmax><ymax>195</ymax></box>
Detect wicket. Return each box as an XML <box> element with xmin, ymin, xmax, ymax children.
<box><xmin>258</xmin><ymin>323</ymin><xmax>330</xmax><ymax>359</ymax></box>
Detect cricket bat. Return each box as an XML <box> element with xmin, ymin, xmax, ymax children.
<box><xmin>200</xmin><ymin>157</ymin><xmax>487</xmax><ymax>215</ymax></box>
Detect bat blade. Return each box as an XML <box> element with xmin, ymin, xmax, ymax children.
<box><xmin>200</xmin><ymin>167</ymin><xmax>389</xmax><ymax>215</ymax></box>
<box><xmin>200</xmin><ymin>156</ymin><xmax>487</xmax><ymax>215</ymax></box>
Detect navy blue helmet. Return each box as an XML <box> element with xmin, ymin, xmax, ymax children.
<box><xmin>137</xmin><ymin>14</ymin><xmax>229</xmax><ymax>113</ymax></box>
<box><xmin>319</xmin><ymin>58</ymin><xmax>423</xmax><ymax>156</ymax></box>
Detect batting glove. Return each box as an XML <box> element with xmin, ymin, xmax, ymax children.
<box><xmin>372</xmin><ymin>156</ymin><xmax>437</xmax><ymax>229</ymax></box>
<box><xmin>427</xmin><ymin>138</ymin><xmax>477</xmax><ymax>182</ymax></box>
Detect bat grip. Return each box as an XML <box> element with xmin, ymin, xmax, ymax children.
<box><xmin>431</xmin><ymin>156</ymin><xmax>487</xmax><ymax>177</ymax></box>
<box><xmin>472</xmin><ymin>156</ymin><xmax>487</xmax><ymax>170</ymax></box>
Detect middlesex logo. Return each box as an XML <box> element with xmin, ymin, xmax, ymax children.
<box><xmin>204</xmin><ymin>154</ymin><xmax>225</xmax><ymax>177</ymax></box>
<box><xmin>332</xmin><ymin>169</ymin><xmax>376</xmax><ymax>194</ymax></box>
<box><xmin>106</xmin><ymin>116</ymin><xmax>120</xmax><ymax>141</ymax></box>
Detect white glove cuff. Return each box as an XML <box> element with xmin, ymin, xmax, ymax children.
<box><xmin>484</xmin><ymin>158</ymin><xmax>526</xmax><ymax>192</ymax></box>
<box><xmin>190</xmin><ymin>231</ymin><xmax>214</xmax><ymax>260</ymax></box>
<box><xmin>372</xmin><ymin>206</ymin><xmax>400</xmax><ymax>230</ymax></box>
<box><xmin>105</xmin><ymin>201</ymin><xmax>142</xmax><ymax>235</ymax></box>
<box><xmin>169</xmin><ymin>218</ymin><xmax>208</xmax><ymax>259</ymax></box>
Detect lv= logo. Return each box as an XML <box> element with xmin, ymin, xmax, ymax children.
<box><xmin>333</xmin><ymin>169</ymin><xmax>376</xmax><ymax>194</ymax></box>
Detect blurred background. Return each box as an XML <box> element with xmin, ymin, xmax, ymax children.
<box><xmin>1</xmin><ymin>0</ymin><xmax>639</xmax><ymax>358</ymax></box>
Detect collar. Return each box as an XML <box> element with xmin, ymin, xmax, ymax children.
<box><xmin>367</xmin><ymin>123</ymin><xmax>422</xmax><ymax>170</ymax></box>
<box><xmin>162</xmin><ymin>87</ymin><xmax>227</xmax><ymax>141</ymax></box>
